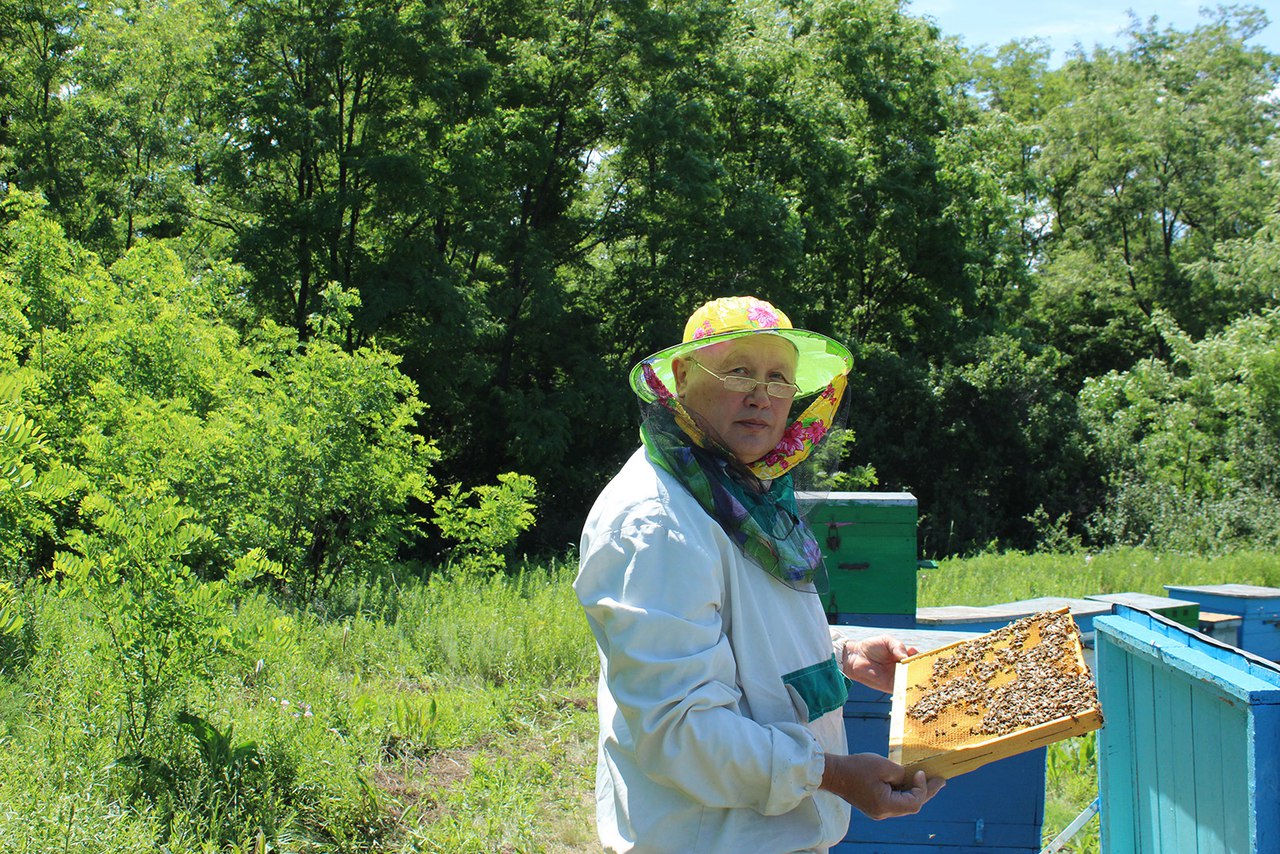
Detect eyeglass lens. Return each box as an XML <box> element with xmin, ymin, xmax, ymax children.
<box><xmin>694</xmin><ymin>360</ymin><xmax>797</xmax><ymax>399</ymax></box>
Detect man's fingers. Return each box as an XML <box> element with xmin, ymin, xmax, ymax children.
<box><xmin>893</xmin><ymin>770</ymin><xmax>945</xmax><ymax>811</ymax></box>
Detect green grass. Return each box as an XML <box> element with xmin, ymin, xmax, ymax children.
<box><xmin>2</xmin><ymin>547</ymin><xmax>1276</xmax><ymax>851</ymax></box>
<box><xmin>918</xmin><ymin>547</ymin><xmax>1280</xmax><ymax>607</ymax></box>
<box><xmin>0</xmin><ymin>560</ymin><xmax>599</xmax><ymax>852</ymax></box>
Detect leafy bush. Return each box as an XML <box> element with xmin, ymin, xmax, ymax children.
<box><xmin>0</xmin><ymin>279</ymin><xmax>83</xmax><ymax>581</ymax></box>
<box><xmin>199</xmin><ymin>329</ymin><xmax>439</xmax><ymax>596</ymax></box>
<box><xmin>1</xmin><ymin>199</ymin><xmax>443</xmax><ymax>595</ymax></box>
<box><xmin>431</xmin><ymin>472</ymin><xmax>537</xmax><ymax>575</ymax></box>
<box><xmin>1081</xmin><ymin>309</ymin><xmax>1280</xmax><ymax>552</ymax></box>
<box><xmin>52</xmin><ymin>478</ymin><xmax>280</xmax><ymax>754</ymax></box>
<box><xmin>850</xmin><ymin>335</ymin><xmax>1098</xmax><ymax>556</ymax></box>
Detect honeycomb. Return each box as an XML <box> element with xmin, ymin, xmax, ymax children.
<box><xmin>889</xmin><ymin>608</ymin><xmax>1103</xmax><ymax>779</ymax></box>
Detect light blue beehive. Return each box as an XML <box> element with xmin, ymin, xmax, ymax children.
<box><xmin>1095</xmin><ymin>605</ymin><xmax>1280</xmax><ymax>853</ymax></box>
<box><xmin>1163</xmin><ymin>583</ymin><xmax>1280</xmax><ymax>660</ymax></box>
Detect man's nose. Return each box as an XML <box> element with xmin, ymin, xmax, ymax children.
<box><xmin>745</xmin><ymin>381</ymin><xmax>773</xmax><ymax>406</ymax></box>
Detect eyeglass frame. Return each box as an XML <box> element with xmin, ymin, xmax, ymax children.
<box><xmin>686</xmin><ymin>358</ymin><xmax>800</xmax><ymax>400</ymax></box>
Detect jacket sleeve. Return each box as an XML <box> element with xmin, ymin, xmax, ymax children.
<box><xmin>576</xmin><ymin>511</ymin><xmax>826</xmax><ymax>816</ymax></box>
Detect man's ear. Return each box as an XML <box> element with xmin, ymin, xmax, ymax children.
<box><xmin>671</xmin><ymin>358</ymin><xmax>689</xmax><ymax>395</ymax></box>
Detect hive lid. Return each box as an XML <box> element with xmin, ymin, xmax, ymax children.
<box><xmin>1085</xmin><ymin>591</ymin><xmax>1195</xmax><ymax>610</ymax></box>
<box><xmin>889</xmin><ymin>608</ymin><xmax>1104</xmax><ymax>780</ymax></box>
<box><xmin>1164</xmin><ymin>583</ymin><xmax>1280</xmax><ymax>599</ymax></box>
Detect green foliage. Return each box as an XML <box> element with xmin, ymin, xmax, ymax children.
<box><xmin>0</xmin><ymin>580</ymin><xmax>28</xmax><ymax>672</ymax></box>
<box><xmin>349</xmin><ymin>688</ymin><xmax>440</xmax><ymax>758</ymax></box>
<box><xmin>51</xmin><ymin>478</ymin><xmax>277</xmax><ymax>753</ymax></box>
<box><xmin>175</xmin><ymin>711</ymin><xmax>276</xmax><ymax>843</ymax></box>
<box><xmin>1044</xmin><ymin>733</ymin><xmax>1100</xmax><ymax>853</ymax></box>
<box><xmin>851</xmin><ymin>335</ymin><xmax>1099</xmax><ymax>556</ymax></box>
<box><xmin>432</xmin><ymin>472</ymin><xmax>537</xmax><ymax>575</ymax></box>
<box><xmin>3</xmin><ymin>0</ymin><xmax>1277</xmax><ymax>558</ymax></box>
<box><xmin>0</xmin><ymin>371</ymin><xmax>83</xmax><ymax>579</ymax></box>
<box><xmin>1080</xmin><ymin>309</ymin><xmax>1280</xmax><ymax>551</ymax></box>
<box><xmin>0</xmin><ymin>582</ymin><xmax>21</xmax><ymax>637</ymax></box>
<box><xmin>1025</xmin><ymin>8</ymin><xmax>1278</xmax><ymax>383</ymax></box>
<box><xmin>390</xmin><ymin>694</ymin><xmax>439</xmax><ymax>754</ymax></box>
<box><xmin>0</xmin><ymin>553</ymin><xmax>596</xmax><ymax>850</ymax></box>
<box><xmin>0</xmin><ymin>200</ymin><xmax>442</xmax><ymax>595</ymax></box>
<box><xmin>200</xmin><ymin>330</ymin><xmax>439</xmax><ymax>597</ymax></box>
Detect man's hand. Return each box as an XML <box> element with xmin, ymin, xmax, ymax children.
<box><xmin>839</xmin><ymin>635</ymin><xmax>918</xmax><ymax>694</ymax></box>
<box><xmin>820</xmin><ymin>752</ymin><xmax>945</xmax><ymax>820</ymax></box>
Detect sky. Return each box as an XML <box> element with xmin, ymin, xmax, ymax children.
<box><xmin>905</xmin><ymin>0</ymin><xmax>1280</xmax><ymax>66</ymax></box>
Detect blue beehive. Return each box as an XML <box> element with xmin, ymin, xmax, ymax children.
<box><xmin>1095</xmin><ymin>606</ymin><xmax>1280</xmax><ymax>853</ymax></box>
<box><xmin>1083</xmin><ymin>591</ymin><xmax>1199</xmax><ymax>629</ymax></box>
<box><xmin>833</xmin><ymin>627</ymin><xmax>1046</xmax><ymax>853</ymax></box>
<box><xmin>1163</xmin><ymin>583</ymin><xmax>1280</xmax><ymax>660</ymax></box>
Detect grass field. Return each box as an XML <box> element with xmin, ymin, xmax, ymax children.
<box><xmin>1</xmin><ymin>547</ymin><xmax>1275</xmax><ymax>851</ymax></box>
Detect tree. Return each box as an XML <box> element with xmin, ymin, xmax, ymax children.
<box><xmin>1029</xmin><ymin>8</ymin><xmax>1279</xmax><ymax>385</ymax></box>
<box><xmin>213</xmin><ymin>0</ymin><xmax>477</xmax><ymax>337</ymax></box>
<box><xmin>2</xmin><ymin>198</ymin><xmax>440</xmax><ymax>592</ymax></box>
<box><xmin>0</xmin><ymin>0</ymin><xmax>85</xmax><ymax>229</ymax></box>
<box><xmin>847</xmin><ymin>335</ymin><xmax>1097</xmax><ymax>555</ymax></box>
<box><xmin>1080</xmin><ymin>308</ymin><xmax>1280</xmax><ymax>551</ymax></box>
<box><xmin>67</xmin><ymin>0</ymin><xmax>225</xmax><ymax>255</ymax></box>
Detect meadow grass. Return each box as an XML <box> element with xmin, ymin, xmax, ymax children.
<box><xmin>0</xmin><ymin>560</ymin><xmax>599</xmax><ymax>853</ymax></box>
<box><xmin>2</xmin><ymin>547</ymin><xmax>1275</xmax><ymax>851</ymax></box>
<box><xmin>918</xmin><ymin>547</ymin><xmax>1280</xmax><ymax>606</ymax></box>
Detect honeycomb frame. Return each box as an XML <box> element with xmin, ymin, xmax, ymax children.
<box><xmin>888</xmin><ymin>608</ymin><xmax>1104</xmax><ymax>779</ymax></box>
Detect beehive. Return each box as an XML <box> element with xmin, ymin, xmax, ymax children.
<box><xmin>1164</xmin><ymin>583</ymin><xmax>1280</xmax><ymax>660</ymax></box>
<box><xmin>1096</xmin><ymin>605</ymin><xmax>1280</xmax><ymax>852</ymax></box>
<box><xmin>795</xmin><ymin>491</ymin><xmax>919</xmax><ymax>621</ymax></box>
<box><xmin>835</xmin><ymin>626</ymin><xmax>1048</xmax><ymax>852</ymax></box>
<box><xmin>889</xmin><ymin>608</ymin><xmax>1103</xmax><ymax>779</ymax></box>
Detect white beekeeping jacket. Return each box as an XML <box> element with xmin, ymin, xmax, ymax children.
<box><xmin>576</xmin><ymin>447</ymin><xmax>852</xmax><ymax>854</ymax></box>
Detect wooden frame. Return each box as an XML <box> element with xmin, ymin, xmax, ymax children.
<box><xmin>888</xmin><ymin>608</ymin><xmax>1104</xmax><ymax>779</ymax></box>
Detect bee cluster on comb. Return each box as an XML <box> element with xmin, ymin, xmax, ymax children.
<box><xmin>889</xmin><ymin>608</ymin><xmax>1104</xmax><ymax>779</ymax></box>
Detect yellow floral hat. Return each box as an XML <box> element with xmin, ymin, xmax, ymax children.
<box><xmin>630</xmin><ymin>296</ymin><xmax>853</xmax><ymax>479</ymax></box>
<box><xmin>629</xmin><ymin>296</ymin><xmax>852</xmax><ymax>402</ymax></box>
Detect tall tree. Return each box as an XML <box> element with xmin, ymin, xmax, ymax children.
<box><xmin>1029</xmin><ymin>8</ymin><xmax>1279</xmax><ymax>385</ymax></box>
<box><xmin>69</xmin><ymin>0</ymin><xmax>224</xmax><ymax>255</ymax></box>
<box><xmin>213</xmin><ymin>0</ymin><xmax>468</xmax><ymax>336</ymax></box>
<box><xmin>0</xmin><ymin>0</ymin><xmax>87</xmax><ymax>232</ymax></box>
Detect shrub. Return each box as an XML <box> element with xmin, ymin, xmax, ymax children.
<box><xmin>432</xmin><ymin>472</ymin><xmax>537</xmax><ymax>575</ymax></box>
<box><xmin>52</xmin><ymin>478</ymin><xmax>280</xmax><ymax>755</ymax></box>
<box><xmin>1081</xmin><ymin>309</ymin><xmax>1280</xmax><ymax>552</ymax></box>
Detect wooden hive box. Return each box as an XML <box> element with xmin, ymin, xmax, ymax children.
<box><xmin>1096</xmin><ymin>605</ymin><xmax>1280</xmax><ymax>853</ymax></box>
<box><xmin>1085</xmin><ymin>591</ymin><xmax>1200</xmax><ymax>630</ymax></box>
<box><xmin>835</xmin><ymin>626</ymin><xmax>1048</xmax><ymax>852</ymax></box>
<box><xmin>795</xmin><ymin>491</ymin><xmax>919</xmax><ymax>622</ymax></box>
<box><xmin>1164</xmin><ymin>583</ymin><xmax>1280</xmax><ymax>660</ymax></box>
<box><xmin>889</xmin><ymin>608</ymin><xmax>1104</xmax><ymax>779</ymax></box>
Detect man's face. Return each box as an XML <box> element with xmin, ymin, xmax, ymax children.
<box><xmin>673</xmin><ymin>335</ymin><xmax>798</xmax><ymax>464</ymax></box>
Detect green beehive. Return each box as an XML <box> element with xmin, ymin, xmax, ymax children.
<box><xmin>796</xmin><ymin>491</ymin><xmax>918</xmax><ymax>620</ymax></box>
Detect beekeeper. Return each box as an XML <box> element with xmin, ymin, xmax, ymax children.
<box><xmin>575</xmin><ymin>296</ymin><xmax>946</xmax><ymax>853</ymax></box>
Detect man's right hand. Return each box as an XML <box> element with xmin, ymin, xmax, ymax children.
<box><xmin>819</xmin><ymin>752</ymin><xmax>946</xmax><ymax>820</ymax></box>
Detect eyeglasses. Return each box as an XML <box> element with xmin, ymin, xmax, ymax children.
<box><xmin>689</xmin><ymin>359</ymin><xmax>799</xmax><ymax>400</ymax></box>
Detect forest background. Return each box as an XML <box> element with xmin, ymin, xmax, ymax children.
<box><xmin>0</xmin><ymin>0</ymin><xmax>1278</xmax><ymax>850</ymax></box>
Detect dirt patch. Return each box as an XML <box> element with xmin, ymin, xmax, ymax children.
<box><xmin>367</xmin><ymin>693</ymin><xmax>599</xmax><ymax>851</ymax></box>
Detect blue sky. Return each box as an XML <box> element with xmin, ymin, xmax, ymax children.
<box><xmin>905</xmin><ymin>0</ymin><xmax>1280</xmax><ymax>66</ymax></box>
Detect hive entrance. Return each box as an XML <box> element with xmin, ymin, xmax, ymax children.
<box><xmin>889</xmin><ymin>609</ymin><xmax>1103</xmax><ymax>779</ymax></box>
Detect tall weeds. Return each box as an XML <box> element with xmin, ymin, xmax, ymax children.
<box><xmin>0</xmin><ymin>559</ymin><xmax>596</xmax><ymax>851</ymax></box>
